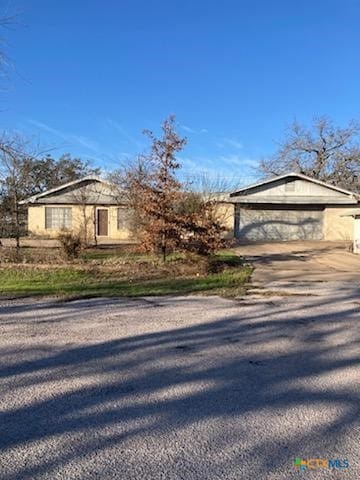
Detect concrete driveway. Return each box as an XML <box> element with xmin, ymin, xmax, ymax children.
<box><xmin>0</xmin><ymin>287</ymin><xmax>359</xmax><ymax>479</ymax></box>
<box><xmin>234</xmin><ymin>241</ymin><xmax>360</xmax><ymax>296</ymax></box>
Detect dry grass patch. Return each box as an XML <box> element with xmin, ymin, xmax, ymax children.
<box><xmin>0</xmin><ymin>250</ymin><xmax>252</xmax><ymax>299</ymax></box>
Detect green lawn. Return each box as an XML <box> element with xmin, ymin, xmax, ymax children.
<box><xmin>0</xmin><ymin>265</ymin><xmax>252</xmax><ymax>299</ymax></box>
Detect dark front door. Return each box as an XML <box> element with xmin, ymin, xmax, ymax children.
<box><xmin>97</xmin><ymin>209</ymin><xmax>108</xmax><ymax>236</ymax></box>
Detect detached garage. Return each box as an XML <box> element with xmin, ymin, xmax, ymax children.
<box><xmin>230</xmin><ymin>173</ymin><xmax>360</xmax><ymax>242</ymax></box>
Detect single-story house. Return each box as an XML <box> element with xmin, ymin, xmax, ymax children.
<box><xmin>229</xmin><ymin>172</ymin><xmax>360</xmax><ymax>241</ymax></box>
<box><xmin>19</xmin><ymin>176</ymin><xmax>133</xmax><ymax>243</ymax></box>
<box><xmin>19</xmin><ymin>172</ymin><xmax>360</xmax><ymax>244</ymax></box>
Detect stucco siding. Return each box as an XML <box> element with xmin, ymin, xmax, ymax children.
<box><xmin>354</xmin><ymin>218</ymin><xmax>360</xmax><ymax>253</ymax></box>
<box><xmin>28</xmin><ymin>204</ymin><xmax>133</xmax><ymax>243</ymax></box>
<box><xmin>215</xmin><ymin>202</ymin><xmax>234</xmax><ymax>238</ymax></box>
<box><xmin>28</xmin><ymin>205</ymin><xmax>46</xmax><ymax>236</ymax></box>
<box><xmin>107</xmin><ymin>207</ymin><xmax>133</xmax><ymax>240</ymax></box>
<box><xmin>323</xmin><ymin>206</ymin><xmax>359</xmax><ymax>240</ymax></box>
<box><xmin>28</xmin><ymin>203</ymin><xmax>234</xmax><ymax>243</ymax></box>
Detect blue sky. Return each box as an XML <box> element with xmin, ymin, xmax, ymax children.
<box><xmin>2</xmin><ymin>0</ymin><xmax>360</xmax><ymax>183</ymax></box>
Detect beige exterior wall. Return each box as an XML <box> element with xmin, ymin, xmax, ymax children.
<box><xmin>354</xmin><ymin>218</ymin><xmax>360</xmax><ymax>253</ymax></box>
<box><xmin>323</xmin><ymin>206</ymin><xmax>359</xmax><ymax>241</ymax></box>
<box><xmin>28</xmin><ymin>202</ymin><xmax>235</xmax><ymax>242</ymax></box>
<box><xmin>28</xmin><ymin>202</ymin><xmax>359</xmax><ymax>243</ymax></box>
<box><xmin>216</xmin><ymin>202</ymin><xmax>234</xmax><ymax>238</ymax></box>
<box><xmin>28</xmin><ymin>204</ymin><xmax>133</xmax><ymax>243</ymax></box>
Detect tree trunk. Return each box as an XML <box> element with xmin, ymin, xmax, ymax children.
<box><xmin>161</xmin><ymin>232</ymin><xmax>166</xmax><ymax>263</ymax></box>
<box><xmin>13</xmin><ymin>192</ymin><xmax>20</xmax><ymax>251</ymax></box>
<box><xmin>82</xmin><ymin>206</ymin><xmax>88</xmax><ymax>246</ymax></box>
<box><xmin>93</xmin><ymin>207</ymin><xmax>97</xmax><ymax>246</ymax></box>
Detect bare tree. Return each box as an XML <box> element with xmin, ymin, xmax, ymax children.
<box><xmin>0</xmin><ymin>133</ymin><xmax>35</xmax><ymax>248</ymax></box>
<box><xmin>69</xmin><ymin>183</ymin><xmax>97</xmax><ymax>247</ymax></box>
<box><xmin>259</xmin><ymin>117</ymin><xmax>360</xmax><ymax>192</ymax></box>
<box><xmin>109</xmin><ymin>156</ymin><xmax>153</xmax><ymax>243</ymax></box>
<box><xmin>184</xmin><ymin>172</ymin><xmax>241</xmax><ymax>244</ymax></box>
<box><xmin>112</xmin><ymin>118</ymin><xmax>231</xmax><ymax>258</ymax></box>
<box><xmin>176</xmin><ymin>192</ymin><xmax>227</xmax><ymax>255</ymax></box>
<box><xmin>0</xmin><ymin>13</ymin><xmax>27</xmax><ymax>247</ymax></box>
<box><xmin>124</xmin><ymin>116</ymin><xmax>186</xmax><ymax>261</ymax></box>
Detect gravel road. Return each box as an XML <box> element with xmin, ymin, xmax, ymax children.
<box><xmin>0</xmin><ymin>284</ymin><xmax>359</xmax><ymax>479</ymax></box>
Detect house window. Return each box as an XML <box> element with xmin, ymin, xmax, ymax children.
<box><xmin>117</xmin><ymin>208</ymin><xmax>129</xmax><ymax>230</ymax></box>
<box><xmin>45</xmin><ymin>207</ymin><xmax>72</xmax><ymax>229</ymax></box>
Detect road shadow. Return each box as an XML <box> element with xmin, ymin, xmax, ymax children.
<box><xmin>0</xmin><ymin>294</ymin><xmax>359</xmax><ymax>479</ymax></box>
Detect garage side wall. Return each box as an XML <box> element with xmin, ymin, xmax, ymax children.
<box><xmin>323</xmin><ymin>207</ymin><xmax>357</xmax><ymax>240</ymax></box>
<box><xmin>215</xmin><ymin>202</ymin><xmax>234</xmax><ymax>239</ymax></box>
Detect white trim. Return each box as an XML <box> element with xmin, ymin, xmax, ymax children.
<box><xmin>230</xmin><ymin>172</ymin><xmax>359</xmax><ymax>198</ymax></box>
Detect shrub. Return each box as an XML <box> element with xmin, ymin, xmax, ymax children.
<box><xmin>58</xmin><ymin>232</ymin><xmax>82</xmax><ymax>260</ymax></box>
<box><xmin>0</xmin><ymin>247</ymin><xmax>24</xmax><ymax>263</ymax></box>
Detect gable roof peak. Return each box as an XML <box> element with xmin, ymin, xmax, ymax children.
<box><xmin>19</xmin><ymin>175</ymin><xmax>110</xmax><ymax>205</ymax></box>
<box><xmin>230</xmin><ymin>171</ymin><xmax>358</xmax><ymax>198</ymax></box>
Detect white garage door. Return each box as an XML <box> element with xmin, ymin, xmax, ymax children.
<box><xmin>236</xmin><ymin>206</ymin><xmax>324</xmax><ymax>241</ymax></box>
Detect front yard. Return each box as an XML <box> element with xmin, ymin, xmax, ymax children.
<box><xmin>0</xmin><ymin>249</ymin><xmax>252</xmax><ymax>299</ymax></box>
